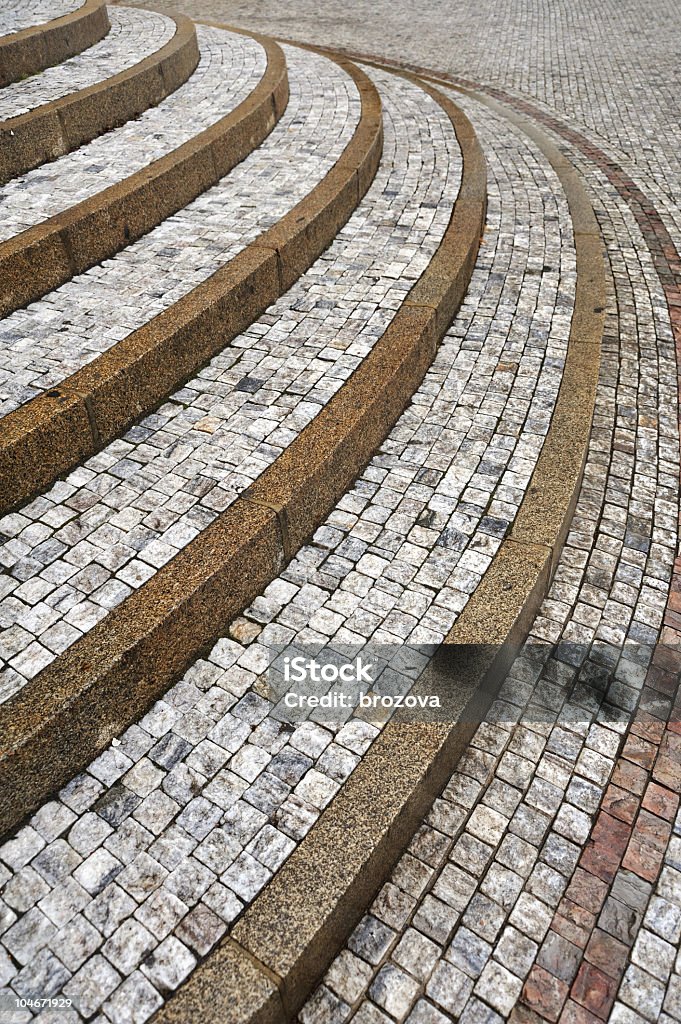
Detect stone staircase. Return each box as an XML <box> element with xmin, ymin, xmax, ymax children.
<box><xmin>2</xmin><ymin>2</ymin><xmax>660</xmax><ymax>1023</ymax></box>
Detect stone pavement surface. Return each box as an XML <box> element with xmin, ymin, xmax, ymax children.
<box><xmin>147</xmin><ymin>0</ymin><xmax>681</xmax><ymax>260</ymax></box>
<box><xmin>135</xmin><ymin>1</ymin><xmax>681</xmax><ymax>1021</ymax></box>
<box><xmin>1</xmin><ymin>0</ymin><xmax>681</xmax><ymax>1021</ymax></box>
<box><xmin>303</xmin><ymin>133</ymin><xmax>679</xmax><ymax>1020</ymax></box>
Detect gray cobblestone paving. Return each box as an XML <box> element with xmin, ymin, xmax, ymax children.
<box><xmin>0</xmin><ymin>41</ymin><xmax>356</xmax><ymax>415</ymax></box>
<box><xmin>0</xmin><ymin>86</ymin><xmax>574</xmax><ymax>1024</ymax></box>
<box><xmin>140</xmin><ymin>0</ymin><xmax>681</xmax><ymax>202</ymax></box>
<box><xmin>0</xmin><ymin>25</ymin><xmax>264</xmax><ymax>242</ymax></box>
<box><xmin>0</xmin><ymin>0</ymin><xmax>81</xmax><ymax>37</ymax></box>
<box><xmin>297</xmin><ymin>91</ymin><xmax>680</xmax><ymax>1024</ymax></box>
<box><xmin>0</xmin><ymin>66</ymin><xmax>459</xmax><ymax>704</ymax></box>
<box><xmin>0</xmin><ymin>7</ymin><xmax>175</xmax><ymax>122</ymax></box>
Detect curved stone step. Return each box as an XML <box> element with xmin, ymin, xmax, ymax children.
<box><xmin>0</xmin><ymin>24</ymin><xmax>287</xmax><ymax>319</ymax></box>
<box><xmin>0</xmin><ymin>68</ymin><xmax>608</xmax><ymax>1024</ymax></box>
<box><xmin>146</xmin><ymin>81</ymin><xmax>605</xmax><ymax>1024</ymax></box>
<box><xmin>0</xmin><ymin>67</ymin><xmax>483</xmax><ymax>836</ymax></box>
<box><xmin>0</xmin><ymin>0</ymin><xmax>110</xmax><ymax>88</ymax></box>
<box><xmin>0</xmin><ymin>8</ymin><xmax>200</xmax><ymax>185</ymax></box>
<box><xmin>0</xmin><ymin>42</ymin><xmax>376</xmax><ymax>513</ymax></box>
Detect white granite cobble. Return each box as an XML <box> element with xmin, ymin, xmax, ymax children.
<box><xmin>0</xmin><ymin>0</ymin><xmax>81</xmax><ymax>37</ymax></box>
<box><xmin>0</xmin><ymin>65</ymin><xmax>459</xmax><ymax>702</ymax></box>
<box><xmin>0</xmin><ymin>24</ymin><xmax>265</xmax><ymax>241</ymax></box>
<box><xmin>0</xmin><ymin>7</ymin><xmax>175</xmax><ymax>122</ymax></box>
<box><xmin>0</xmin><ymin>40</ymin><xmax>357</xmax><ymax>415</ymax></box>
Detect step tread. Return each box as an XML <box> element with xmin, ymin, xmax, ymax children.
<box><xmin>0</xmin><ymin>43</ymin><xmax>358</xmax><ymax>418</ymax></box>
<box><xmin>0</xmin><ymin>0</ymin><xmax>83</xmax><ymax>37</ymax></box>
<box><xmin>0</xmin><ymin>6</ymin><xmax>175</xmax><ymax>122</ymax></box>
<box><xmin>0</xmin><ymin>25</ymin><xmax>265</xmax><ymax>242</ymax></box>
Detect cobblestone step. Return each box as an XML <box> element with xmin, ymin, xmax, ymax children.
<box><xmin>0</xmin><ymin>7</ymin><xmax>175</xmax><ymax>122</ymax></box>
<box><xmin>0</xmin><ymin>64</ymin><xmax>484</xmax><ymax>837</ymax></box>
<box><xmin>7</xmin><ymin>6</ymin><xmax>672</xmax><ymax>1024</ymax></box>
<box><xmin>0</xmin><ymin>41</ymin><xmax>377</xmax><ymax>511</ymax></box>
<box><xmin>1</xmin><ymin>2</ymin><xmax>676</xmax><ymax>1023</ymax></box>
<box><xmin>0</xmin><ymin>0</ymin><xmax>109</xmax><ymax>89</ymax></box>
<box><xmin>138</xmin><ymin>78</ymin><xmax>603</xmax><ymax>1024</ymax></box>
<box><xmin>0</xmin><ymin>7</ymin><xmax>200</xmax><ymax>185</ymax></box>
<box><xmin>0</xmin><ymin>22</ymin><xmax>287</xmax><ymax>318</ymax></box>
<box><xmin>0</xmin><ymin>55</ymin><xmax>600</xmax><ymax>1024</ymax></box>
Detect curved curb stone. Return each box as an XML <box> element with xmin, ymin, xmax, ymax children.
<box><xmin>0</xmin><ymin>72</ymin><xmax>485</xmax><ymax>838</ymax></box>
<box><xmin>0</xmin><ymin>28</ymin><xmax>289</xmax><ymax>321</ymax></box>
<box><xmin>148</xmin><ymin>77</ymin><xmax>605</xmax><ymax>1024</ymax></box>
<box><xmin>0</xmin><ymin>12</ymin><xmax>200</xmax><ymax>185</ymax></box>
<box><xmin>0</xmin><ymin>51</ymin><xmax>382</xmax><ymax>515</ymax></box>
<box><xmin>0</xmin><ymin>0</ymin><xmax>109</xmax><ymax>89</ymax></box>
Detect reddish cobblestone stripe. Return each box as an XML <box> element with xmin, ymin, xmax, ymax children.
<box><xmin>510</xmin><ymin>704</ymin><xmax>679</xmax><ymax>1022</ymax></box>
<box><xmin>516</xmin><ymin>733</ymin><xmax>674</xmax><ymax>1020</ymax></box>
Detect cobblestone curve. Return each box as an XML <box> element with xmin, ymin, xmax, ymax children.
<box><xmin>0</xmin><ymin>0</ymin><xmax>82</xmax><ymax>37</ymax></box>
<box><xmin>0</xmin><ymin>7</ymin><xmax>175</xmax><ymax>122</ymax></box>
<box><xmin>0</xmin><ymin>67</ymin><xmax>459</xmax><ymax>703</ymax></box>
<box><xmin>1</xmin><ymin>2</ymin><xmax>679</xmax><ymax>1021</ymax></box>
<box><xmin>138</xmin><ymin>0</ymin><xmax>681</xmax><ymax>211</ymax></box>
<box><xmin>297</xmin><ymin>96</ymin><xmax>680</xmax><ymax>1024</ymax></box>
<box><xmin>0</xmin><ymin>24</ymin><xmax>264</xmax><ymax>242</ymax></box>
<box><xmin>0</xmin><ymin>83</ymin><xmax>571</xmax><ymax>1024</ymax></box>
<box><xmin>611</xmin><ymin>775</ymin><xmax>681</xmax><ymax>1024</ymax></box>
<box><xmin>126</xmin><ymin>2</ymin><xmax>681</xmax><ymax>1019</ymax></box>
<box><xmin>139</xmin><ymin>1</ymin><xmax>681</xmax><ymax>441</ymax></box>
<box><xmin>0</xmin><ymin>41</ymin><xmax>356</xmax><ymax>417</ymax></box>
